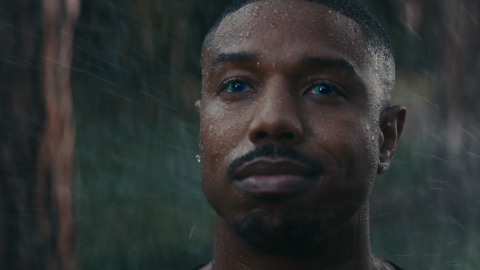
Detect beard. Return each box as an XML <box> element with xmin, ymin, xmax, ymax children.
<box><xmin>232</xmin><ymin>209</ymin><xmax>331</xmax><ymax>256</ymax></box>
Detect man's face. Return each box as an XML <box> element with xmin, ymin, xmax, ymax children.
<box><xmin>197</xmin><ymin>0</ymin><xmax>385</xmax><ymax>251</ymax></box>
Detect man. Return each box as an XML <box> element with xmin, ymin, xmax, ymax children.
<box><xmin>195</xmin><ymin>0</ymin><xmax>406</xmax><ymax>269</ymax></box>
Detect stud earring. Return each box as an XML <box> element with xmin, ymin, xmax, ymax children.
<box><xmin>380</xmin><ymin>162</ymin><xmax>389</xmax><ymax>172</ymax></box>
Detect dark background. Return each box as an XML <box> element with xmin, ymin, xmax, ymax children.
<box><xmin>71</xmin><ymin>0</ymin><xmax>480</xmax><ymax>269</ymax></box>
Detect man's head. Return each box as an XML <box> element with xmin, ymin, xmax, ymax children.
<box><xmin>202</xmin><ymin>0</ymin><xmax>396</xmax><ymax>106</ymax></box>
<box><xmin>196</xmin><ymin>0</ymin><xmax>405</xmax><ymax>255</ymax></box>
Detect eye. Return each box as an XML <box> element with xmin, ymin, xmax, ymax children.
<box><xmin>226</xmin><ymin>81</ymin><xmax>246</xmax><ymax>92</ymax></box>
<box><xmin>313</xmin><ymin>83</ymin><xmax>333</xmax><ymax>96</ymax></box>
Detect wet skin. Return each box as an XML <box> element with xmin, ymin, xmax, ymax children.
<box><xmin>196</xmin><ymin>1</ymin><xmax>406</xmax><ymax>270</ymax></box>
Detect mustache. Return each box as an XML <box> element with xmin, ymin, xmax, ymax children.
<box><xmin>226</xmin><ymin>144</ymin><xmax>325</xmax><ymax>177</ymax></box>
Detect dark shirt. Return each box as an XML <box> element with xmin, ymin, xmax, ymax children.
<box><xmin>191</xmin><ymin>261</ymin><xmax>405</xmax><ymax>270</ymax></box>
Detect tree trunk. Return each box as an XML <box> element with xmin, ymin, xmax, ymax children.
<box><xmin>0</xmin><ymin>0</ymin><xmax>79</xmax><ymax>269</ymax></box>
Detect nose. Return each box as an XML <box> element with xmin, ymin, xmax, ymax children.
<box><xmin>248</xmin><ymin>79</ymin><xmax>303</xmax><ymax>145</ymax></box>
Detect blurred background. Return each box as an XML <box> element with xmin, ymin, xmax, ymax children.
<box><xmin>69</xmin><ymin>0</ymin><xmax>480</xmax><ymax>269</ymax></box>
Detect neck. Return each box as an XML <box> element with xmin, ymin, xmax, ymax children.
<box><xmin>208</xmin><ymin>204</ymin><xmax>382</xmax><ymax>270</ymax></box>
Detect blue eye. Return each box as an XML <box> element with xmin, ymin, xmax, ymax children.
<box><xmin>228</xmin><ymin>81</ymin><xmax>246</xmax><ymax>92</ymax></box>
<box><xmin>314</xmin><ymin>83</ymin><xmax>333</xmax><ymax>95</ymax></box>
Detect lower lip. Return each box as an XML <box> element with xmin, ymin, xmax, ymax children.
<box><xmin>234</xmin><ymin>175</ymin><xmax>317</xmax><ymax>194</ymax></box>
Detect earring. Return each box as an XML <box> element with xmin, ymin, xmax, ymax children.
<box><xmin>196</xmin><ymin>155</ymin><xmax>201</xmax><ymax>163</ymax></box>
<box><xmin>380</xmin><ymin>162</ymin><xmax>389</xmax><ymax>172</ymax></box>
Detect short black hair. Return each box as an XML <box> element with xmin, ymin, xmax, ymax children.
<box><xmin>202</xmin><ymin>0</ymin><xmax>396</xmax><ymax>104</ymax></box>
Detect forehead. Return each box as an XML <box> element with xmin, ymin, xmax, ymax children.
<box><xmin>203</xmin><ymin>0</ymin><xmax>367</xmax><ymax>72</ymax></box>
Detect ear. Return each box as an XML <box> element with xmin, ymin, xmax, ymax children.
<box><xmin>195</xmin><ymin>100</ymin><xmax>202</xmax><ymax>113</ymax></box>
<box><xmin>377</xmin><ymin>105</ymin><xmax>406</xmax><ymax>174</ymax></box>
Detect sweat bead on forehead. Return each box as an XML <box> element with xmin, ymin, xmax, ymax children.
<box><xmin>201</xmin><ymin>0</ymin><xmax>394</xmax><ymax>107</ymax></box>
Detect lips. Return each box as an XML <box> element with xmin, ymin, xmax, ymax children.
<box><xmin>231</xmin><ymin>158</ymin><xmax>322</xmax><ymax>194</ymax></box>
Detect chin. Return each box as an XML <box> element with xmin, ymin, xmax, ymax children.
<box><xmin>231</xmin><ymin>209</ymin><xmax>330</xmax><ymax>256</ymax></box>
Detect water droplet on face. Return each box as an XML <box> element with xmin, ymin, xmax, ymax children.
<box><xmin>256</xmin><ymin>61</ymin><xmax>260</xmax><ymax>68</ymax></box>
<box><xmin>270</xmin><ymin>22</ymin><xmax>278</xmax><ymax>28</ymax></box>
<box><xmin>255</xmin><ymin>5</ymin><xmax>262</xmax><ymax>10</ymax></box>
<box><xmin>289</xmin><ymin>18</ymin><xmax>296</xmax><ymax>22</ymax></box>
<box><xmin>239</xmin><ymin>33</ymin><xmax>243</xmax><ymax>37</ymax></box>
<box><xmin>253</xmin><ymin>12</ymin><xmax>259</xmax><ymax>17</ymax></box>
<box><xmin>196</xmin><ymin>155</ymin><xmax>201</xmax><ymax>163</ymax></box>
<box><xmin>265</xmin><ymin>15</ymin><xmax>272</xmax><ymax>20</ymax></box>
<box><xmin>274</xmin><ymin>9</ymin><xmax>279</xmax><ymax>14</ymax></box>
<box><xmin>246</xmin><ymin>31</ymin><xmax>251</xmax><ymax>38</ymax></box>
<box><xmin>284</xmin><ymin>13</ymin><xmax>290</xmax><ymax>17</ymax></box>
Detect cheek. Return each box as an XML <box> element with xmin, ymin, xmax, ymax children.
<box><xmin>307</xmin><ymin>113</ymin><xmax>378</xmax><ymax>191</ymax></box>
<box><xmin>305</xmin><ymin>114</ymin><xmax>378</xmax><ymax>223</ymax></box>
<box><xmin>199</xmin><ymin>103</ymin><xmax>250</xmax><ymax>196</ymax></box>
<box><xmin>200</xmin><ymin>100</ymin><xmax>253</xmax><ymax>158</ymax></box>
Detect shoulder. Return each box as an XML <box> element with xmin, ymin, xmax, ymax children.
<box><xmin>191</xmin><ymin>262</ymin><xmax>211</xmax><ymax>270</ymax></box>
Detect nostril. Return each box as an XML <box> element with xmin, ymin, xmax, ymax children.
<box><xmin>280</xmin><ymin>132</ymin><xmax>294</xmax><ymax>140</ymax></box>
<box><xmin>256</xmin><ymin>131</ymin><xmax>267</xmax><ymax>140</ymax></box>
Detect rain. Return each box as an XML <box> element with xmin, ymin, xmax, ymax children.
<box><xmin>0</xmin><ymin>0</ymin><xmax>479</xmax><ymax>269</ymax></box>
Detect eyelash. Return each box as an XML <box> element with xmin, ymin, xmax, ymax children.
<box><xmin>305</xmin><ymin>81</ymin><xmax>347</xmax><ymax>98</ymax></box>
<box><xmin>219</xmin><ymin>78</ymin><xmax>252</xmax><ymax>93</ymax></box>
<box><xmin>218</xmin><ymin>78</ymin><xmax>347</xmax><ymax>98</ymax></box>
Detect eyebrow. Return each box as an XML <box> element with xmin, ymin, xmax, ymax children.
<box><xmin>210</xmin><ymin>52</ymin><xmax>260</xmax><ymax>71</ymax></box>
<box><xmin>300</xmin><ymin>56</ymin><xmax>355</xmax><ymax>73</ymax></box>
<box><xmin>208</xmin><ymin>52</ymin><xmax>357</xmax><ymax>77</ymax></box>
